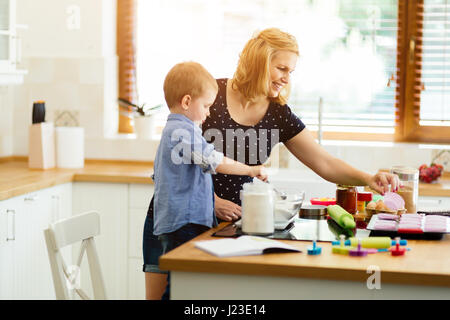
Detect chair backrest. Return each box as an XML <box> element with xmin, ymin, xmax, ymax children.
<box><xmin>43</xmin><ymin>211</ymin><xmax>107</xmax><ymax>300</ymax></box>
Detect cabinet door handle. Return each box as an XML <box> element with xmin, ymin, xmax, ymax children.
<box><xmin>6</xmin><ymin>209</ymin><xmax>15</xmax><ymax>241</ymax></box>
<box><xmin>24</xmin><ymin>194</ymin><xmax>39</xmax><ymax>202</ymax></box>
<box><xmin>51</xmin><ymin>195</ymin><xmax>61</xmax><ymax>222</ymax></box>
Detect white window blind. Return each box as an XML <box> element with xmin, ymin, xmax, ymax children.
<box><xmin>419</xmin><ymin>0</ymin><xmax>450</xmax><ymax>126</ymax></box>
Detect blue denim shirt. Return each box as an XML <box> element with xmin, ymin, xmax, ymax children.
<box><xmin>153</xmin><ymin>113</ymin><xmax>223</xmax><ymax>236</ymax></box>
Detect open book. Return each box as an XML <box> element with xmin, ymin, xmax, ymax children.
<box><xmin>194</xmin><ymin>235</ymin><xmax>301</xmax><ymax>257</ymax></box>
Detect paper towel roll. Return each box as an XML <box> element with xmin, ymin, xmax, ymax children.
<box><xmin>55</xmin><ymin>127</ymin><xmax>84</xmax><ymax>168</ymax></box>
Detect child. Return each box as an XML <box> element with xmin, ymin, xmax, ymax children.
<box><xmin>153</xmin><ymin>61</ymin><xmax>267</xmax><ymax>300</ymax></box>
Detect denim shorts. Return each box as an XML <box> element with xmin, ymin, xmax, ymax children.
<box><xmin>142</xmin><ymin>197</ymin><xmax>167</xmax><ymax>274</ymax></box>
<box><xmin>142</xmin><ymin>197</ymin><xmax>211</xmax><ymax>274</ymax></box>
<box><xmin>159</xmin><ymin>223</ymin><xmax>210</xmax><ymax>300</ymax></box>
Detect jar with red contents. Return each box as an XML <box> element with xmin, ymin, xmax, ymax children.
<box><xmin>357</xmin><ymin>192</ymin><xmax>373</xmax><ymax>213</ymax></box>
<box><xmin>336</xmin><ymin>185</ymin><xmax>357</xmax><ymax>214</ymax></box>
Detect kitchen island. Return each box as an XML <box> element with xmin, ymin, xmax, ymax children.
<box><xmin>159</xmin><ymin>222</ymin><xmax>450</xmax><ymax>300</ymax></box>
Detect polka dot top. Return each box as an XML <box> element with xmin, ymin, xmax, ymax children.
<box><xmin>202</xmin><ymin>78</ymin><xmax>306</xmax><ymax>206</ymax></box>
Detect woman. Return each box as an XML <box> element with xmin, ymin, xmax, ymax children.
<box><xmin>143</xmin><ymin>27</ymin><xmax>399</xmax><ymax>299</ymax></box>
<box><xmin>205</xmin><ymin>28</ymin><xmax>398</xmax><ymax>222</ymax></box>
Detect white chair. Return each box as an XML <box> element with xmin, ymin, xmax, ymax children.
<box><xmin>43</xmin><ymin>211</ymin><xmax>107</xmax><ymax>300</ymax></box>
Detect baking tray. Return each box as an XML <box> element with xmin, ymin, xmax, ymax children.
<box><xmin>367</xmin><ymin>214</ymin><xmax>450</xmax><ymax>240</ymax></box>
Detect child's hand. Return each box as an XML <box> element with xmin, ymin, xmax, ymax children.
<box><xmin>250</xmin><ymin>165</ymin><xmax>268</xmax><ymax>182</ymax></box>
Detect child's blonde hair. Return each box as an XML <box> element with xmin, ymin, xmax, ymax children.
<box><xmin>232</xmin><ymin>28</ymin><xmax>299</xmax><ymax>105</ymax></box>
<box><xmin>163</xmin><ymin>61</ymin><xmax>218</xmax><ymax>109</ymax></box>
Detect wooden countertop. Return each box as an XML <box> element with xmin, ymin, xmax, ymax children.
<box><xmin>159</xmin><ymin>222</ymin><xmax>450</xmax><ymax>287</ymax></box>
<box><xmin>0</xmin><ymin>158</ymin><xmax>449</xmax><ymax>201</ymax></box>
<box><xmin>418</xmin><ymin>175</ymin><xmax>450</xmax><ymax>197</ymax></box>
<box><xmin>0</xmin><ymin>159</ymin><xmax>154</xmax><ymax>201</ymax></box>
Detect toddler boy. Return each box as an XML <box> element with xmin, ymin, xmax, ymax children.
<box><xmin>153</xmin><ymin>61</ymin><xmax>267</xmax><ymax>299</ymax></box>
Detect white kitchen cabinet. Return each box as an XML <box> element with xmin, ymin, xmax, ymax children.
<box><xmin>0</xmin><ymin>195</ymin><xmax>18</xmax><ymax>299</ymax></box>
<box><xmin>128</xmin><ymin>183</ymin><xmax>154</xmax><ymax>300</ymax></box>
<box><xmin>1</xmin><ymin>181</ymin><xmax>150</xmax><ymax>300</ymax></box>
<box><xmin>73</xmin><ymin>182</ymin><xmax>152</xmax><ymax>300</ymax></box>
<box><xmin>0</xmin><ymin>183</ymin><xmax>72</xmax><ymax>299</ymax></box>
<box><xmin>0</xmin><ymin>0</ymin><xmax>27</xmax><ymax>85</ymax></box>
<box><xmin>72</xmin><ymin>182</ymin><xmax>128</xmax><ymax>300</ymax></box>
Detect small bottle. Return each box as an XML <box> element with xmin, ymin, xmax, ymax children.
<box><xmin>354</xmin><ymin>212</ymin><xmax>367</xmax><ymax>229</ymax></box>
<box><xmin>356</xmin><ymin>192</ymin><xmax>373</xmax><ymax>214</ymax></box>
<box><xmin>336</xmin><ymin>185</ymin><xmax>357</xmax><ymax>214</ymax></box>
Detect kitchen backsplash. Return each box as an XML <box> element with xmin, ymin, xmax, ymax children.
<box><xmin>0</xmin><ymin>86</ymin><xmax>14</xmax><ymax>157</ymax></box>
<box><xmin>284</xmin><ymin>140</ymin><xmax>440</xmax><ymax>175</ymax></box>
<box><xmin>82</xmin><ymin>136</ymin><xmax>445</xmax><ymax>176</ymax></box>
<box><xmin>12</xmin><ymin>56</ymin><xmax>117</xmax><ymax>156</ymax></box>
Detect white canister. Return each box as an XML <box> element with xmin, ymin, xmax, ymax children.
<box><xmin>55</xmin><ymin>126</ymin><xmax>85</xmax><ymax>168</ymax></box>
<box><xmin>240</xmin><ymin>182</ymin><xmax>274</xmax><ymax>235</ymax></box>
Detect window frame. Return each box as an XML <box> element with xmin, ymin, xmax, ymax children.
<box><xmin>395</xmin><ymin>0</ymin><xmax>450</xmax><ymax>143</ymax></box>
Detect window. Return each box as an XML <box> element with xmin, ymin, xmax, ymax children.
<box><xmin>395</xmin><ymin>0</ymin><xmax>450</xmax><ymax>143</ymax></box>
<box><xmin>128</xmin><ymin>0</ymin><xmax>450</xmax><ymax>142</ymax></box>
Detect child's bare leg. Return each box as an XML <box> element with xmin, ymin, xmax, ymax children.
<box><xmin>145</xmin><ymin>272</ymin><xmax>168</xmax><ymax>300</ymax></box>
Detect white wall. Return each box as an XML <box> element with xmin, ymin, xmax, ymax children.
<box><xmin>0</xmin><ymin>86</ymin><xmax>14</xmax><ymax>156</ymax></box>
<box><xmin>11</xmin><ymin>0</ymin><xmax>118</xmax><ymax>156</ymax></box>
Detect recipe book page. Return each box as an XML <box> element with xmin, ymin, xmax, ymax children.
<box><xmin>194</xmin><ymin>235</ymin><xmax>301</xmax><ymax>257</ymax></box>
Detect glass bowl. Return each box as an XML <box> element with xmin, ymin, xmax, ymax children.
<box><xmin>274</xmin><ymin>189</ymin><xmax>305</xmax><ymax>223</ymax></box>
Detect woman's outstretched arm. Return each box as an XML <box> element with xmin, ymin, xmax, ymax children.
<box><xmin>284</xmin><ymin>128</ymin><xmax>399</xmax><ymax>195</ymax></box>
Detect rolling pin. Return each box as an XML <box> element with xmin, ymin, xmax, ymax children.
<box><xmin>331</xmin><ymin>237</ymin><xmax>408</xmax><ymax>249</ymax></box>
<box><xmin>327</xmin><ymin>205</ymin><xmax>356</xmax><ymax>230</ymax></box>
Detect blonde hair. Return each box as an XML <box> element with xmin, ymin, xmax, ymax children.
<box><xmin>163</xmin><ymin>61</ymin><xmax>218</xmax><ymax>109</ymax></box>
<box><xmin>232</xmin><ymin>28</ymin><xmax>299</xmax><ymax>105</ymax></box>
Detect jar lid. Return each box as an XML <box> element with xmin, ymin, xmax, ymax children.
<box><xmin>357</xmin><ymin>192</ymin><xmax>373</xmax><ymax>201</ymax></box>
<box><xmin>391</xmin><ymin>167</ymin><xmax>419</xmax><ymax>181</ymax></box>
<box><xmin>299</xmin><ymin>205</ymin><xmax>327</xmax><ymax>218</ymax></box>
<box><xmin>336</xmin><ymin>184</ymin><xmax>356</xmax><ymax>189</ymax></box>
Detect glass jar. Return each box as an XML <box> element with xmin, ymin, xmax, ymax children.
<box><xmin>240</xmin><ymin>182</ymin><xmax>274</xmax><ymax>235</ymax></box>
<box><xmin>390</xmin><ymin>166</ymin><xmax>419</xmax><ymax>213</ymax></box>
<box><xmin>336</xmin><ymin>185</ymin><xmax>357</xmax><ymax>214</ymax></box>
<box><xmin>356</xmin><ymin>192</ymin><xmax>373</xmax><ymax>213</ymax></box>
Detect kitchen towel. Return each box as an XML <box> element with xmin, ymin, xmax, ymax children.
<box><xmin>55</xmin><ymin>127</ymin><xmax>84</xmax><ymax>168</ymax></box>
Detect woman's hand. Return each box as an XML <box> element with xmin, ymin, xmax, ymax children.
<box><xmin>214</xmin><ymin>194</ymin><xmax>242</xmax><ymax>221</ymax></box>
<box><xmin>367</xmin><ymin>172</ymin><xmax>400</xmax><ymax>195</ymax></box>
